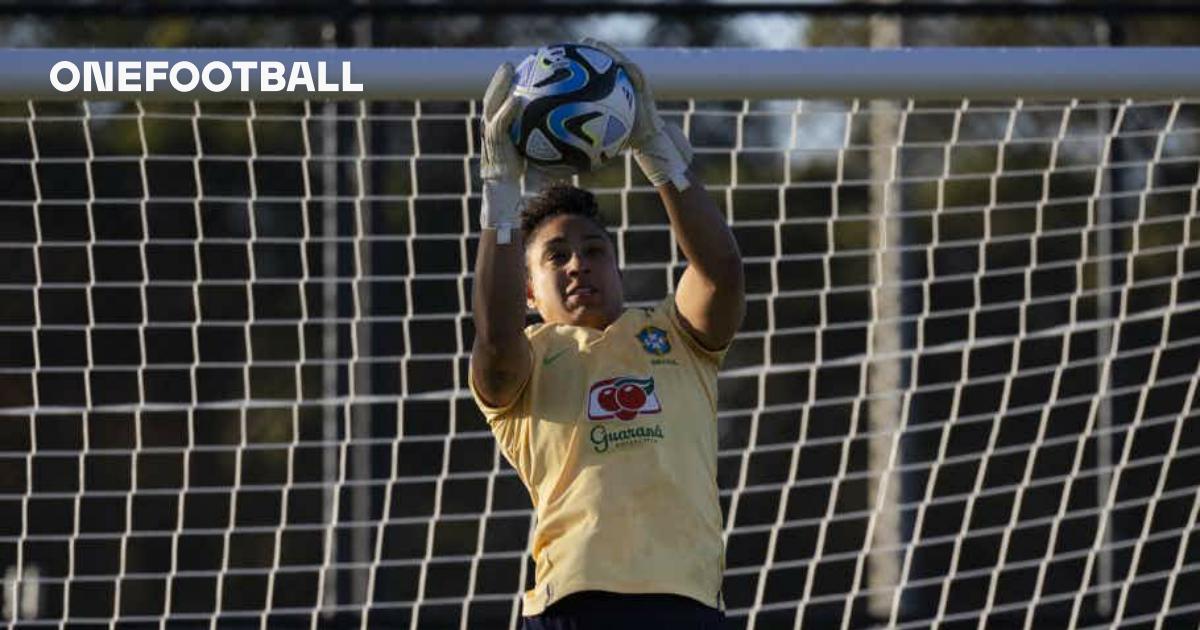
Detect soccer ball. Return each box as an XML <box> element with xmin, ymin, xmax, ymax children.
<box><xmin>509</xmin><ymin>43</ymin><xmax>637</xmax><ymax>175</ymax></box>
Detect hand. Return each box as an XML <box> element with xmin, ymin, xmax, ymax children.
<box><xmin>480</xmin><ymin>62</ymin><xmax>524</xmax><ymax>244</ymax></box>
<box><xmin>580</xmin><ymin>38</ymin><xmax>694</xmax><ymax>190</ymax></box>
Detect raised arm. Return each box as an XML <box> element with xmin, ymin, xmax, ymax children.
<box><xmin>585</xmin><ymin>39</ymin><xmax>745</xmax><ymax>350</ymax></box>
<box><xmin>657</xmin><ymin>172</ymin><xmax>744</xmax><ymax>350</ymax></box>
<box><xmin>471</xmin><ymin>63</ymin><xmax>532</xmax><ymax>408</ymax></box>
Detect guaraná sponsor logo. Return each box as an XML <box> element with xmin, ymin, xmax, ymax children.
<box><xmin>586</xmin><ymin>375</ymin><xmax>662</xmax><ymax>421</ymax></box>
<box><xmin>589</xmin><ymin>423</ymin><xmax>664</xmax><ymax>453</ymax></box>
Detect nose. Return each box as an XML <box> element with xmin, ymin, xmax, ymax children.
<box><xmin>564</xmin><ymin>250</ymin><xmax>590</xmax><ymax>276</ymax></box>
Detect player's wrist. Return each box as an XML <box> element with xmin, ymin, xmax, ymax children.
<box><xmin>481</xmin><ymin>179</ymin><xmax>521</xmax><ymax>244</ymax></box>
<box><xmin>633</xmin><ymin>123</ymin><xmax>694</xmax><ymax>191</ymax></box>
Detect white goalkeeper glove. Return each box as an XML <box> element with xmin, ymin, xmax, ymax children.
<box><xmin>581</xmin><ymin>38</ymin><xmax>694</xmax><ymax>191</ymax></box>
<box><xmin>480</xmin><ymin>62</ymin><xmax>524</xmax><ymax>244</ymax></box>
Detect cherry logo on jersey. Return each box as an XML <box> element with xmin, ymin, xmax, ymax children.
<box><xmin>587</xmin><ymin>376</ymin><xmax>662</xmax><ymax>421</ymax></box>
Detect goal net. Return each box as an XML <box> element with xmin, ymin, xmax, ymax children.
<box><xmin>0</xmin><ymin>48</ymin><xmax>1197</xmax><ymax>629</ymax></box>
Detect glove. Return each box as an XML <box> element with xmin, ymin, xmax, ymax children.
<box><xmin>480</xmin><ymin>62</ymin><xmax>524</xmax><ymax>244</ymax></box>
<box><xmin>581</xmin><ymin>38</ymin><xmax>693</xmax><ymax>191</ymax></box>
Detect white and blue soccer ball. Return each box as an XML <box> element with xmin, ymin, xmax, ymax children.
<box><xmin>509</xmin><ymin>43</ymin><xmax>637</xmax><ymax>175</ymax></box>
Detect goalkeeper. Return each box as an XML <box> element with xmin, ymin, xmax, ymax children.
<box><xmin>470</xmin><ymin>40</ymin><xmax>744</xmax><ymax>629</ymax></box>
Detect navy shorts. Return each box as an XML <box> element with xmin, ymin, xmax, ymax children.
<box><xmin>521</xmin><ymin>591</ymin><xmax>728</xmax><ymax>630</ymax></box>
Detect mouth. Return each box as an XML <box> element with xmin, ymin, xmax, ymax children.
<box><xmin>567</xmin><ymin>285</ymin><xmax>598</xmax><ymax>299</ymax></box>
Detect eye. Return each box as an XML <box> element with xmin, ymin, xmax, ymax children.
<box><xmin>546</xmin><ymin>250</ymin><xmax>569</xmax><ymax>265</ymax></box>
<box><xmin>584</xmin><ymin>244</ymin><xmax>605</xmax><ymax>258</ymax></box>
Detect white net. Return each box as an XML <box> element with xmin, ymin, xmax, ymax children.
<box><xmin>0</xmin><ymin>92</ymin><xmax>1197</xmax><ymax>630</ymax></box>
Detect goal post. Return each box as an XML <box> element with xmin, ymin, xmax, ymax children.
<box><xmin>0</xmin><ymin>47</ymin><xmax>1197</xmax><ymax>630</ymax></box>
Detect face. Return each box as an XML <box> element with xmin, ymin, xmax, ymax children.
<box><xmin>526</xmin><ymin>214</ymin><xmax>624</xmax><ymax>330</ymax></box>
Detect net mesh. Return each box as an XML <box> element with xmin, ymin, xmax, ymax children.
<box><xmin>0</xmin><ymin>95</ymin><xmax>1197</xmax><ymax>629</ymax></box>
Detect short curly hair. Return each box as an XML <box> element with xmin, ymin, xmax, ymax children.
<box><xmin>520</xmin><ymin>183</ymin><xmax>613</xmax><ymax>248</ymax></box>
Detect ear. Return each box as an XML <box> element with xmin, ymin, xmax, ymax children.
<box><xmin>525</xmin><ymin>278</ymin><xmax>537</xmax><ymax>310</ymax></box>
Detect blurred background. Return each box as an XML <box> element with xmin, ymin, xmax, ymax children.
<box><xmin>0</xmin><ymin>1</ymin><xmax>1198</xmax><ymax>629</ymax></box>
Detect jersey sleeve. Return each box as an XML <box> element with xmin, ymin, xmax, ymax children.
<box><xmin>660</xmin><ymin>294</ymin><xmax>731</xmax><ymax>366</ymax></box>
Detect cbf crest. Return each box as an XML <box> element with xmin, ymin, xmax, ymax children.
<box><xmin>636</xmin><ymin>326</ymin><xmax>671</xmax><ymax>356</ymax></box>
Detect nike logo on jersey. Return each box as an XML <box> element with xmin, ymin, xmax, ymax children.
<box><xmin>542</xmin><ymin>347</ymin><xmax>569</xmax><ymax>366</ymax></box>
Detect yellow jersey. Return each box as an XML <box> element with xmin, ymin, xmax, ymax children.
<box><xmin>469</xmin><ymin>295</ymin><xmax>727</xmax><ymax>616</ymax></box>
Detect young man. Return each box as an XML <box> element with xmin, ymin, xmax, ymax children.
<box><xmin>469</xmin><ymin>40</ymin><xmax>744</xmax><ymax>629</ymax></box>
